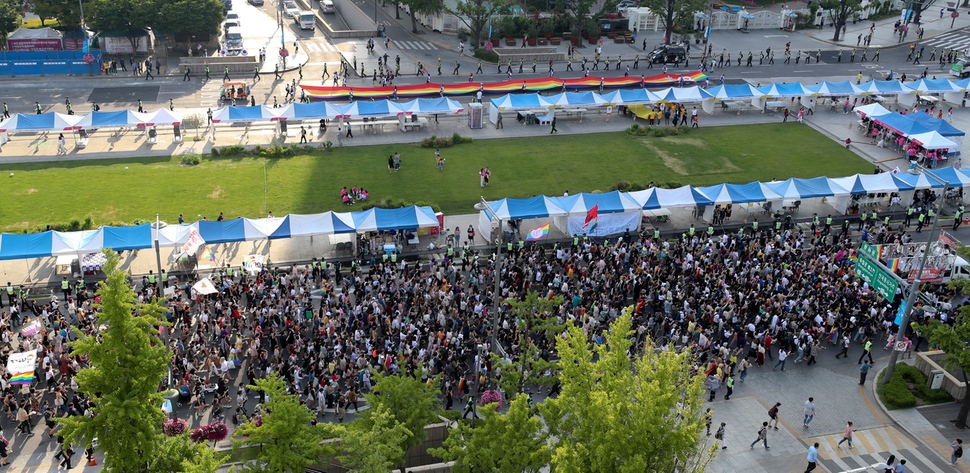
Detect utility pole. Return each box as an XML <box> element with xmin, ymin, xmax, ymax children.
<box><xmin>154</xmin><ymin>214</ymin><xmax>165</xmax><ymax>298</ymax></box>
<box><xmin>479</xmin><ymin>197</ymin><xmax>505</xmax><ymax>354</ymax></box>
<box><xmin>882</xmin><ymin>168</ymin><xmax>948</xmax><ymax>384</ymax></box>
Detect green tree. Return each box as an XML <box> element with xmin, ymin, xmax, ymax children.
<box><xmin>149</xmin><ymin>433</ymin><xmax>225</xmax><ymax>473</ymax></box>
<box><xmin>155</xmin><ymin>0</ymin><xmax>224</xmax><ymax>37</ymax></box>
<box><xmin>233</xmin><ymin>373</ymin><xmax>338</xmax><ymax>473</ymax></box>
<box><xmin>337</xmin><ymin>405</ymin><xmax>411</xmax><ymax>472</ymax></box>
<box><xmin>360</xmin><ymin>369</ymin><xmax>442</xmax><ymax>469</ymax></box>
<box><xmin>821</xmin><ymin>0</ymin><xmax>862</xmax><ymax>41</ymax></box>
<box><xmin>449</xmin><ymin>0</ymin><xmax>508</xmax><ymax>50</ymax></box>
<box><xmin>86</xmin><ymin>0</ymin><xmax>156</xmax><ymax>52</ymax></box>
<box><xmin>430</xmin><ymin>393</ymin><xmax>549</xmax><ymax>473</ymax></box>
<box><xmin>399</xmin><ymin>0</ymin><xmax>445</xmax><ymax>33</ymax></box>
<box><xmin>540</xmin><ymin>309</ymin><xmax>716</xmax><ymax>473</ymax></box>
<box><xmin>0</xmin><ymin>0</ymin><xmax>21</xmax><ymax>47</ymax></box>
<box><xmin>638</xmin><ymin>0</ymin><xmax>706</xmax><ymax>44</ymax></box>
<box><xmin>56</xmin><ymin>251</ymin><xmax>171</xmax><ymax>473</ymax></box>
<box><xmin>925</xmin><ymin>245</ymin><xmax>970</xmax><ymax>428</ymax></box>
<box><xmin>495</xmin><ymin>290</ymin><xmax>564</xmax><ymax>395</ymax></box>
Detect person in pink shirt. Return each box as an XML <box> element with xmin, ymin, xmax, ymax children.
<box><xmin>837</xmin><ymin>421</ymin><xmax>854</xmax><ymax>448</ymax></box>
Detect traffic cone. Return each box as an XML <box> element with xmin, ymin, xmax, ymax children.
<box><xmin>88</xmin><ymin>457</ymin><xmax>97</xmax><ymax>467</ymax></box>
<box><xmin>963</xmin><ymin>215</ymin><xmax>968</xmax><ymax>225</ymax></box>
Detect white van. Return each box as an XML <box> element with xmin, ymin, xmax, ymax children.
<box><xmin>225</xmin><ymin>26</ymin><xmax>243</xmax><ymax>50</ymax></box>
<box><xmin>297</xmin><ymin>10</ymin><xmax>315</xmax><ymax>29</ymax></box>
<box><xmin>321</xmin><ymin>0</ymin><xmax>335</xmax><ymax>13</ymax></box>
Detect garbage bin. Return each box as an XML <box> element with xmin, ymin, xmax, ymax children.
<box><xmin>929</xmin><ymin>370</ymin><xmax>945</xmax><ymax>390</ymax></box>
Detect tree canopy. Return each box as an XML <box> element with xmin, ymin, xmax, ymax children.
<box><xmin>449</xmin><ymin>0</ymin><xmax>509</xmax><ymax>50</ymax></box>
<box><xmin>400</xmin><ymin>0</ymin><xmax>445</xmax><ymax>33</ymax></box>
<box><xmin>155</xmin><ymin>0</ymin><xmax>225</xmax><ymax>36</ymax></box>
<box><xmin>56</xmin><ymin>251</ymin><xmax>171</xmax><ymax>472</ymax></box>
<box><xmin>821</xmin><ymin>0</ymin><xmax>862</xmax><ymax>41</ymax></box>
<box><xmin>926</xmin><ymin>244</ymin><xmax>970</xmax><ymax>428</ymax></box>
<box><xmin>360</xmin><ymin>368</ymin><xmax>442</xmax><ymax>469</ymax></box>
<box><xmin>0</xmin><ymin>0</ymin><xmax>21</xmax><ymax>46</ymax></box>
<box><xmin>496</xmin><ymin>290</ymin><xmax>564</xmax><ymax>395</ymax></box>
<box><xmin>430</xmin><ymin>393</ymin><xmax>549</xmax><ymax>473</ymax></box>
<box><xmin>540</xmin><ymin>309</ymin><xmax>715</xmax><ymax>472</ymax></box>
<box><xmin>233</xmin><ymin>373</ymin><xmax>337</xmax><ymax>473</ymax></box>
<box><xmin>337</xmin><ymin>405</ymin><xmax>411</xmax><ymax>473</ymax></box>
<box><xmin>638</xmin><ymin>0</ymin><xmax>706</xmax><ymax>44</ymax></box>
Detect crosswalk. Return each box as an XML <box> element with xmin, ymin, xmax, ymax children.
<box><xmin>391</xmin><ymin>40</ymin><xmax>439</xmax><ymax>50</ymax></box>
<box><xmin>921</xmin><ymin>29</ymin><xmax>970</xmax><ymax>55</ymax></box>
<box><xmin>301</xmin><ymin>39</ymin><xmax>341</xmax><ymax>54</ymax></box>
<box><xmin>812</xmin><ymin>426</ymin><xmax>950</xmax><ymax>472</ymax></box>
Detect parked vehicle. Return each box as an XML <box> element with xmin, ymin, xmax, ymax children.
<box><xmin>647</xmin><ymin>45</ymin><xmax>686</xmax><ymax>64</ymax></box>
<box><xmin>248</xmin><ymin>0</ymin><xmax>264</xmax><ymax>5</ymax></box>
<box><xmin>296</xmin><ymin>10</ymin><xmax>315</xmax><ymax>29</ymax></box>
<box><xmin>321</xmin><ymin>0</ymin><xmax>335</xmax><ymax>13</ymax></box>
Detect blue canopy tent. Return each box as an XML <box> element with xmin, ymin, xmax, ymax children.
<box><xmin>197</xmin><ymin>219</ymin><xmax>247</xmax><ymax>244</ymax></box>
<box><xmin>210</xmin><ymin>106</ymin><xmax>274</xmax><ymax>123</ymax></box>
<box><xmin>550</xmin><ymin>192</ymin><xmax>642</xmax><ymax>237</ymax></box>
<box><xmin>244</xmin><ymin>217</ymin><xmax>292</xmax><ymax>239</ymax></box>
<box><xmin>764</xmin><ymin>177</ymin><xmax>850</xmax><ymax>199</ymax></box>
<box><xmin>872</xmin><ymin>113</ymin><xmax>930</xmax><ymax>136</ymax></box>
<box><xmin>288</xmin><ymin>212</ymin><xmax>356</xmax><ymax>236</ymax></box>
<box><xmin>927</xmin><ymin>167</ymin><xmax>970</xmax><ymax>188</ymax></box>
<box><xmin>353</xmin><ymin>206</ymin><xmax>439</xmax><ymax>233</ymax></box>
<box><xmin>292</xmin><ymin>102</ymin><xmax>333</xmax><ymax>119</ymax></box>
<box><xmin>628</xmin><ymin>185</ymin><xmax>714</xmax><ymax>210</ymax></box>
<box><xmin>102</xmin><ymin>224</ymin><xmax>153</xmax><ymax>251</ymax></box>
<box><xmin>51</xmin><ymin>229</ymin><xmax>103</xmax><ymax>256</ymax></box>
<box><xmin>906</xmin><ymin>113</ymin><xmax>965</xmax><ymax>138</ymax></box>
<box><xmin>0</xmin><ymin>232</ymin><xmax>53</xmax><ymax>260</ymax></box>
<box><xmin>398</xmin><ymin>98</ymin><xmax>463</xmax><ymax>114</ymax></box>
<box><xmin>484</xmin><ymin>196</ymin><xmax>567</xmax><ymax>220</ymax></box>
<box><xmin>708</xmin><ymin>83</ymin><xmax>762</xmax><ymax>100</ymax></box>
<box><xmin>696</xmin><ymin>182</ymin><xmax>781</xmax><ymax>204</ymax></box>
<box><xmin>0</xmin><ymin>112</ymin><xmax>80</xmax><ymax>132</ymax></box>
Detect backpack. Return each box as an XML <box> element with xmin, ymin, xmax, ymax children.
<box><xmin>957</xmin><ymin>446</ymin><xmax>964</xmax><ymax>458</ymax></box>
<box><xmin>769</xmin><ymin>407</ymin><xmax>778</xmax><ymax>417</ymax></box>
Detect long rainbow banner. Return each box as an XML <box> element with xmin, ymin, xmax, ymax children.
<box><xmin>301</xmin><ymin>72</ymin><xmax>708</xmax><ymax>100</ymax></box>
<box><xmin>7</xmin><ymin>349</ymin><xmax>37</xmax><ymax>385</ymax></box>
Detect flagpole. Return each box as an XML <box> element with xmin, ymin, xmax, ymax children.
<box><xmin>154</xmin><ymin>214</ymin><xmax>164</xmax><ymax>298</ymax></box>
<box><xmin>480</xmin><ymin>197</ymin><xmax>504</xmax><ymax>356</ymax></box>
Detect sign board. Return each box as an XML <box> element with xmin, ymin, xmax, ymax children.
<box><xmin>907</xmin><ymin>267</ymin><xmax>943</xmax><ymax>284</ymax></box>
<box><xmin>895</xmin><ymin>300</ymin><xmax>906</xmax><ymax>326</ymax></box>
<box><xmin>860</xmin><ymin>241</ymin><xmax>878</xmax><ymax>260</ymax></box>
<box><xmin>894</xmin><ymin>341</ymin><xmax>908</xmax><ymax>352</ymax></box>
<box><xmin>856</xmin><ymin>254</ymin><xmax>899</xmax><ymax>301</ymax></box>
<box><xmin>7</xmin><ymin>38</ymin><xmax>62</xmax><ymax>52</ymax></box>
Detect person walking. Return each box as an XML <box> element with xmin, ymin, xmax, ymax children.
<box><xmin>57</xmin><ymin>133</ymin><xmax>66</xmax><ymax>154</ymax></box>
<box><xmin>724</xmin><ymin>374</ymin><xmax>734</xmax><ymax>400</ymax></box>
<box><xmin>205</xmin><ymin>64</ymin><xmax>211</xmax><ymax>81</ymax></box>
<box><xmin>951</xmin><ymin>439</ymin><xmax>963</xmax><ymax>465</ymax></box>
<box><xmin>750</xmin><ymin>421</ymin><xmax>769</xmax><ymax>449</ymax></box>
<box><xmin>550</xmin><ymin>116</ymin><xmax>557</xmax><ymax>134</ymax></box>
<box><xmin>738</xmin><ymin>358</ymin><xmax>749</xmax><ymax>383</ymax></box>
<box><xmin>860</xmin><ymin>361</ymin><xmax>872</xmax><ymax>385</ymax></box>
<box><xmin>300</xmin><ymin>126</ymin><xmax>308</xmax><ymax>143</ymax></box>
<box><xmin>837</xmin><ymin>421</ymin><xmax>854</xmax><ymax>448</ymax></box>
<box><xmin>805</xmin><ymin>443</ymin><xmax>819</xmax><ymax>472</ymax></box>
<box><xmin>773</xmin><ymin>349</ymin><xmax>788</xmax><ymax>371</ymax></box>
<box><xmin>183</xmin><ymin>65</ymin><xmax>191</xmax><ymax>81</ymax></box>
<box><xmin>345</xmin><ymin>122</ymin><xmax>353</xmax><ymax>138</ymax></box>
<box><xmin>768</xmin><ymin>402</ymin><xmax>781</xmax><ymax>429</ymax></box>
<box><xmin>708</xmin><ymin>374</ymin><xmax>719</xmax><ymax>402</ymax></box>
<box><xmin>223</xmin><ymin>66</ymin><xmax>231</xmax><ymax>81</ymax></box>
<box><xmin>836</xmin><ymin>335</ymin><xmax>851</xmax><ymax>359</ymax></box>
<box><xmin>803</xmin><ymin>398</ymin><xmax>816</xmax><ymax>427</ymax></box>
<box><xmin>859</xmin><ymin>338</ymin><xmax>874</xmax><ymax>364</ymax></box>
<box><xmin>715</xmin><ymin>422</ymin><xmax>727</xmax><ymax>449</ymax></box>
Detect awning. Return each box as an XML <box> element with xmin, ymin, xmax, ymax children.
<box><xmin>763</xmin><ymin>177</ymin><xmax>850</xmax><ymax>199</ymax></box>
<box><xmin>352</xmin><ymin>206</ymin><xmax>439</xmax><ymax>232</ymax></box>
<box><xmin>484</xmin><ymin>196</ymin><xmax>568</xmax><ymax>220</ymax></box>
<box><xmin>696</xmin><ymin>182</ymin><xmax>782</xmax><ymax>204</ymax></box>
<box><xmin>628</xmin><ymin>185</ymin><xmax>713</xmax><ymax>209</ymax></box>
<box><xmin>551</xmin><ymin>191</ymin><xmax>642</xmax><ymax>215</ymax></box>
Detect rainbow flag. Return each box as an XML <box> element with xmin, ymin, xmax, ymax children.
<box><xmin>526</xmin><ymin>223</ymin><xmax>550</xmax><ymax>241</ymax></box>
<box><xmin>888</xmin><ymin>259</ymin><xmax>900</xmax><ymax>272</ymax></box>
<box><xmin>201</xmin><ymin>245</ymin><xmax>216</xmax><ymax>262</ymax></box>
<box><xmin>6</xmin><ymin>350</ymin><xmax>36</xmax><ymax>385</ymax></box>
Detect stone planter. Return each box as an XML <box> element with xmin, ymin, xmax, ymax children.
<box><xmin>527</xmin><ymin>37</ymin><xmax>537</xmax><ymax>46</ymax></box>
<box><xmin>537</xmin><ymin>38</ymin><xmax>548</xmax><ymax>45</ymax></box>
<box><xmin>550</xmin><ymin>37</ymin><xmax>561</xmax><ymax>45</ymax></box>
<box><xmin>588</xmin><ymin>36</ymin><xmax>599</xmax><ymax>45</ymax></box>
<box><xmin>505</xmin><ymin>38</ymin><xmax>516</xmax><ymax>46</ymax></box>
<box><xmin>490</xmin><ymin>38</ymin><xmax>500</xmax><ymax>47</ymax></box>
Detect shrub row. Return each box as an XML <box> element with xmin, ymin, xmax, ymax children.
<box><xmin>626</xmin><ymin>124</ymin><xmax>691</xmax><ymax>137</ymax></box>
<box><xmin>211</xmin><ymin>143</ymin><xmax>331</xmax><ymax>158</ymax></box>
<box><xmin>420</xmin><ymin>133</ymin><xmax>473</xmax><ymax>148</ymax></box>
<box><xmin>878</xmin><ymin>364</ymin><xmax>953</xmax><ymax>410</ymax></box>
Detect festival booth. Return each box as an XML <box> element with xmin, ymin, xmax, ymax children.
<box><xmin>696</xmin><ymin>182</ymin><xmax>783</xmax><ymax>221</ymax></box>
<box><xmin>762</xmin><ymin>177</ymin><xmax>851</xmax><ymax>216</ymax></box>
<box><xmin>549</xmin><ymin>191</ymin><xmax>643</xmax><ymax>237</ymax></box>
<box><xmin>210</xmin><ymin>106</ymin><xmax>277</xmax><ymax>123</ymax></box>
<box><xmin>653</xmin><ymin>86</ymin><xmax>713</xmax><ymax>104</ymax></box>
<box><xmin>899</xmin><ymin>78</ymin><xmax>962</xmax><ymax>107</ymax></box>
<box><xmin>907</xmin><ymin>114</ymin><xmax>965</xmax><ymax>152</ymax></box>
<box><xmin>807</xmin><ymin>81</ymin><xmax>863</xmax><ymax>98</ymax></box>
<box><xmin>854</xmin><ymin>103</ymin><xmax>891</xmax><ymax>118</ymax></box>
<box><xmin>397</xmin><ymin>98</ymin><xmax>462</xmax><ymax>131</ymax></box>
<box><xmin>828</xmin><ymin>173</ymin><xmax>915</xmax><ymax>213</ymax></box>
<box><xmin>704</xmin><ymin>83</ymin><xmax>763</xmax><ymax>114</ymax></box>
<box><xmin>855</xmin><ymin>80</ymin><xmax>911</xmax><ymax>105</ymax></box>
<box><xmin>754</xmin><ymin>82</ymin><xmax>813</xmax><ymax>110</ymax></box>
<box><xmin>488</xmin><ymin>93</ymin><xmax>543</xmax><ymax>124</ymax></box>
<box><xmin>477</xmin><ymin>196</ymin><xmax>568</xmax><ymax>244</ymax></box>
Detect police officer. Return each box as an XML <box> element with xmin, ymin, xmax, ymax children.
<box><xmin>858</xmin><ymin>211</ymin><xmax>867</xmax><ymax>231</ymax></box>
<box><xmin>955</xmin><ymin>205</ymin><xmax>966</xmax><ymax>230</ymax></box>
<box><xmin>61</xmin><ymin>277</ymin><xmax>71</xmax><ymax>300</ymax></box>
<box><xmin>824</xmin><ymin>215</ymin><xmax>833</xmax><ymax>235</ymax></box>
<box><xmin>811</xmin><ymin>213</ymin><xmax>819</xmax><ymax>233</ymax></box>
<box><xmin>905</xmin><ymin>205</ymin><xmax>915</xmax><ymax>227</ymax></box>
<box><xmin>147</xmin><ymin>270</ymin><xmax>157</xmax><ymax>290</ymax></box>
<box><xmin>4</xmin><ymin>282</ymin><xmax>13</xmax><ymax>308</ymax></box>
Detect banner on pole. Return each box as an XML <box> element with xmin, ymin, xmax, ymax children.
<box><xmin>7</xmin><ymin>350</ymin><xmax>37</xmax><ymax>385</ymax></box>
<box><xmin>243</xmin><ymin>254</ymin><xmax>265</xmax><ymax>274</ymax></box>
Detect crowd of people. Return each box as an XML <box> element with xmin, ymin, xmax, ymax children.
<box><xmin>0</xmin><ymin>192</ymin><xmax>960</xmax><ymax>466</ymax></box>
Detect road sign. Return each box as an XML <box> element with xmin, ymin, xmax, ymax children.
<box><xmin>894</xmin><ymin>341</ymin><xmax>908</xmax><ymax>352</ymax></box>
<box><xmin>895</xmin><ymin>300</ymin><xmax>906</xmax><ymax>326</ymax></box>
<box><xmin>952</xmin><ymin>11</ymin><xmax>960</xmax><ymax>18</ymax></box>
<box><xmin>860</xmin><ymin>241</ymin><xmax>878</xmax><ymax>260</ymax></box>
<box><xmin>856</xmin><ymin>254</ymin><xmax>899</xmax><ymax>302</ymax></box>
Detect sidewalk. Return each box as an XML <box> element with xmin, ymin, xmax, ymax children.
<box><xmin>803</xmin><ymin>10</ymin><xmax>970</xmax><ymax>49</ymax></box>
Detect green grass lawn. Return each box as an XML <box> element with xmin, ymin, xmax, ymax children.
<box><xmin>0</xmin><ymin>123</ymin><xmax>872</xmax><ymax>233</ymax></box>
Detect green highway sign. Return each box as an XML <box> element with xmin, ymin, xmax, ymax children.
<box><xmin>860</xmin><ymin>241</ymin><xmax>878</xmax><ymax>260</ymax></box>
<box><xmin>855</xmin><ymin>253</ymin><xmax>898</xmax><ymax>302</ymax></box>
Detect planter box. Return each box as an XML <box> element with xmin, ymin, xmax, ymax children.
<box><xmin>607</xmin><ymin>32</ymin><xmax>616</xmax><ymax>38</ymax></box>
<box><xmin>570</xmin><ymin>37</ymin><xmax>581</xmax><ymax>45</ymax></box>
<box><xmin>527</xmin><ymin>37</ymin><xmax>537</xmax><ymax>46</ymax></box>
<box><xmin>588</xmin><ymin>37</ymin><xmax>599</xmax><ymax>45</ymax></box>
<box><xmin>490</xmin><ymin>38</ymin><xmax>500</xmax><ymax>47</ymax></box>
<box><xmin>537</xmin><ymin>38</ymin><xmax>548</xmax><ymax>45</ymax></box>
<box><xmin>613</xmin><ymin>37</ymin><xmax>625</xmax><ymax>44</ymax></box>
<box><xmin>505</xmin><ymin>39</ymin><xmax>516</xmax><ymax>46</ymax></box>
<box><xmin>550</xmin><ymin>37</ymin><xmax>561</xmax><ymax>45</ymax></box>
<box><xmin>581</xmin><ymin>32</ymin><xmax>589</xmax><ymax>39</ymax></box>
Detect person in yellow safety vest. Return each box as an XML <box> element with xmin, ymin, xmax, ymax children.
<box><xmin>905</xmin><ymin>206</ymin><xmax>915</xmax><ymax>227</ymax></box>
<box><xmin>858</xmin><ymin>212</ymin><xmax>867</xmax><ymax>231</ymax></box>
<box><xmin>518</xmin><ymin>240</ymin><xmax>524</xmax><ymax>250</ymax></box>
<box><xmin>707</xmin><ymin>225</ymin><xmax>714</xmax><ymax>236</ymax></box>
<box><xmin>390</xmin><ymin>252</ymin><xmax>397</xmax><ymax>263</ymax></box>
<box><xmin>811</xmin><ymin>213</ymin><xmax>819</xmax><ymax>233</ymax></box>
<box><xmin>870</xmin><ymin>210</ymin><xmax>877</xmax><ymax>224</ymax></box>
<box><xmin>752</xmin><ymin>220</ymin><xmax>759</xmax><ymax>231</ymax></box>
<box><xmin>447</xmin><ymin>244</ymin><xmax>454</xmax><ymax>257</ymax></box>
<box><xmin>825</xmin><ymin>215</ymin><xmax>833</xmax><ymax>233</ymax></box>
<box><xmin>226</xmin><ymin>264</ymin><xmax>233</xmax><ymax>279</ymax></box>
<box><xmin>147</xmin><ymin>271</ymin><xmax>156</xmax><ymax>286</ymax></box>
<box><xmin>61</xmin><ymin>277</ymin><xmax>71</xmax><ymax>300</ymax></box>
<box><xmin>382</xmin><ymin>252</ymin><xmax>389</xmax><ymax>262</ymax></box>
<box><xmin>572</xmin><ymin>235</ymin><xmax>579</xmax><ymax>247</ymax></box>
<box><xmin>774</xmin><ymin>219</ymin><xmax>782</xmax><ymax>231</ymax></box>
<box><xmin>507</xmin><ymin>241</ymin><xmax>513</xmax><ymax>252</ymax></box>
<box><xmin>955</xmin><ymin>205</ymin><xmax>966</xmax><ymax>231</ymax></box>
<box><xmin>688</xmin><ymin>224</ymin><xmax>695</xmax><ymax>236</ymax></box>
<box><xmin>916</xmin><ymin>212</ymin><xmax>927</xmax><ymax>232</ymax></box>
<box><xmin>462</xmin><ymin>242</ymin><xmax>469</xmax><ymax>257</ymax></box>
<box><xmin>75</xmin><ymin>278</ymin><xmax>84</xmax><ymax>296</ymax></box>
<box><xmin>5</xmin><ymin>282</ymin><xmax>14</xmax><ymax>308</ymax></box>
<box><xmin>653</xmin><ymin>228</ymin><xmax>660</xmax><ymax>240</ymax></box>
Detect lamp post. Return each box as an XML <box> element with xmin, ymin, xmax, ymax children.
<box><xmin>477</xmin><ymin>197</ymin><xmax>504</xmax><ymax>354</ymax></box>
<box><xmin>154</xmin><ymin>214</ymin><xmax>165</xmax><ymax>297</ymax></box>
<box><xmin>882</xmin><ymin>166</ymin><xmax>949</xmax><ymax>384</ymax></box>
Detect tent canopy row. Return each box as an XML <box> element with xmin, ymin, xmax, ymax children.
<box><xmin>0</xmin><ymin>206</ymin><xmax>438</xmax><ymax>261</ymax></box>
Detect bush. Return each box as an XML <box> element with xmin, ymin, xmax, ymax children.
<box><xmin>360</xmin><ymin>198</ymin><xmax>441</xmax><ymax>213</ymax></box>
<box><xmin>611</xmin><ymin>180</ymin><xmax>631</xmax><ymax>191</ymax></box>
<box><xmin>473</xmin><ymin>48</ymin><xmax>499</xmax><ymax>63</ymax></box>
<box><xmin>877</xmin><ymin>364</ymin><xmax>953</xmax><ymax>410</ymax></box>
<box><xmin>214</xmin><ymin>144</ymin><xmax>246</xmax><ymax>157</ymax></box>
<box><xmin>179</xmin><ymin>156</ymin><xmax>201</xmax><ymax>166</ymax></box>
<box><xmin>420</xmin><ymin>135</ymin><xmax>454</xmax><ymax>148</ymax></box>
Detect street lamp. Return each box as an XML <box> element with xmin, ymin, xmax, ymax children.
<box><xmin>476</xmin><ymin>197</ymin><xmax>505</xmax><ymax>355</ymax></box>
<box><xmin>882</xmin><ymin>166</ymin><xmax>949</xmax><ymax>384</ymax></box>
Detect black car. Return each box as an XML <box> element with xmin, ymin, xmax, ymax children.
<box><xmin>248</xmin><ymin>0</ymin><xmax>264</xmax><ymax>5</ymax></box>
<box><xmin>647</xmin><ymin>46</ymin><xmax>686</xmax><ymax>64</ymax></box>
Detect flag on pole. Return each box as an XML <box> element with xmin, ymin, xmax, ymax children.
<box><xmin>526</xmin><ymin>223</ymin><xmax>550</xmax><ymax>241</ymax></box>
<box><xmin>583</xmin><ymin>204</ymin><xmax>599</xmax><ymax>229</ymax></box>
<box><xmin>200</xmin><ymin>245</ymin><xmax>216</xmax><ymax>262</ymax></box>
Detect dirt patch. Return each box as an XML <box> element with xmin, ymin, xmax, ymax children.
<box><xmin>22</xmin><ymin>188</ymin><xmax>37</xmax><ymax>195</ymax></box>
<box><xmin>657</xmin><ymin>136</ymin><xmax>707</xmax><ymax>147</ymax></box>
<box><xmin>208</xmin><ymin>186</ymin><xmax>224</xmax><ymax>199</ymax></box>
<box><xmin>95</xmin><ymin>207</ymin><xmax>120</xmax><ymax>221</ymax></box>
<box><xmin>640</xmin><ymin>140</ymin><xmax>687</xmax><ymax>175</ymax></box>
<box><xmin>640</xmin><ymin>138</ymin><xmax>741</xmax><ymax>176</ymax></box>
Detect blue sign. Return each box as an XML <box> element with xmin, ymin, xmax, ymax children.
<box><xmin>895</xmin><ymin>300</ymin><xmax>907</xmax><ymax>326</ymax></box>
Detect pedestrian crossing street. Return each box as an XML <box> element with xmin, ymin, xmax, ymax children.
<box><xmin>301</xmin><ymin>39</ymin><xmax>341</xmax><ymax>54</ymax></box>
<box><xmin>391</xmin><ymin>40</ymin><xmax>439</xmax><ymax>50</ymax></box>
<box><xmin>921</xmin><ymin>30</ymin><xmax>970</xmax><ymax>55</ymax></box>
<box><xmin>812</xmin><ymin>426</ymin><xmax>950</xmax><ymax>472</ymax></box>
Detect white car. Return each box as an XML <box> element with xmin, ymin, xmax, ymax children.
<box><xmin>226</xmin><ymin>11</ymin><xmax>241</xmax><ymax>26</ymax></box>
<box><xmin>284</xmin><ymin>1</ymin><xmax>299</xmax><ymax>18</ymax></box>
<box><xmin>616</xmin><ymin>0</ymin><xmax>637</xmax><ymax>11</ymax></box>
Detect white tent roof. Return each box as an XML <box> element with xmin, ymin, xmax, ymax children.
<box><xmin>909</xmin><ymin>131</ymin><xmax>957</xmax><ymax>150</ymax></box>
